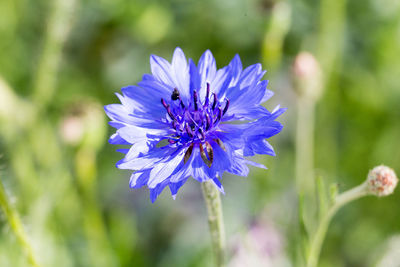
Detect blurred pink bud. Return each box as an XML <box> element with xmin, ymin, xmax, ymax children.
<box><xmin>59</xmin><ymin>102</ymin><xmax>106</xmax><ymax>149</ymax></box>
<box><xmin>292</xmin><ymin>52</ymin><xmax>323</xmax><ymax>100</ymax></box>
<box><xmin>60</xmin><ymin>116</ymin><xmax>84</xmax><ymax>146</ymax></box>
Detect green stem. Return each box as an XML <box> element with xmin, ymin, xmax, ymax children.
<box><xmin>201</xmin><ymin>180</ymin><xmax>226</xmax><ymax>267</ymax></box>
<box><xmin>295</xmin><ymin>96</ymin><xmax>316</xmax><ymax>194</ymax></box>
<box><xmin>0</xmin><ymin>178</ymin><xmax>41</xmax><ymax>267</ymax></box>
<box><xmin>261</xmin><ymin>1</ymin><xmax>291</xmax><ymax>73</ymax></box>
<box><xmin>306</xmin><ymin>182</ymin><xmax>369</xmax><ymax>267</ymax></box>
<box><xmin>32</xmin><ymin>0</ymin><xmax>77</xmax><ymax>111</ymax></box>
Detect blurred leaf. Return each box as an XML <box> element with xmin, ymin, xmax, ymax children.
<box><xmin>298</xmin><ymin>193</ymin><xmax>310</xmax><ymax>262</ymax></box>
<box><xmin>133</xmin><ymin>5</ymin><xmax>173</xmax><ymax>44</ymax></box>
<box><xmin>316</xmin><ymin>175</ymin><xmax>328</xmax><ymax>220</ymax></box>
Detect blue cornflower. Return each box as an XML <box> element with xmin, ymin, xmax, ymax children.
<box><xmin>105</xmin><ymin>48</ymin><xmax>285</xmax><ymax>202</ymax></box>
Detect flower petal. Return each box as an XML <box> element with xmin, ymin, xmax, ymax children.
<box><xmin>228</xmin><ymin>54</ymin><xmax>242</xmax><ymax>86</ymax></box>
<box><xmin>117</xmin><ymin>147</ymin><xmax>170</xmax><ymax>170</ymax></box>
<box><xmin>238</xmin><ymin>63</ymin><xmax>265</xmax><ymax>89</ymax></box>
<box><xmin>147</xmin><ymin>150</ymin><xmax>186</xmax><ymax>188</ymax></box>
<box><xmin>198</xmin><ymin>50</ymin><xmax>217</xmax><ymax>99</ymax></box>
<box><xmin>109</xmin><ymin>133</ymin><xmax>131</xmax><ymax>145</ymax></box>
<box><xmin>120</xmin><ymin>85</ymin><xmax>166</xmax><ymax>117</ymax></box>
<box><xmin>189</xmin><ymin>58</ymin><xmax>201</xmax><ymax>95</ymax></box>
<box><xmin>117</xmin><ymin>125</ymin><xmax>170</xmax><ymax>144</ymax></box>
<box><xmin>169</xmin><ymin>178</ymin><xmax>189</xmax><ymax>200</ymax></box>
<box><xmin>171</xmin><ymin>47</ymin><xmax>191</xmax><ymax>103</ymax></box>
<box><xmin>210</xmin><ymin>65</ymin><xmax>232</xmax><ymax>98</ymax></box>
<box><xmin>104</xmin><ymin>104</ymin><xmax>136</xmax><ymax>126</ymax></box>
<box><xmin>212</xmin><ymin>178</ymin><xmax>225</xmax><ymax>194</ymax></box>
<box><xmin>129</xmin><ymin>169</ymin><xmax>151</xmax><ymax>188</ymax></box>
<box><xmin>150</xmin><ymin>54</ymin><xmax>176</xmax><ymax>87</ymax></box>
<box><xmin>149</xmin><ymin>179</ymin><xmax>171</xmax><ymax>203</ymax></box>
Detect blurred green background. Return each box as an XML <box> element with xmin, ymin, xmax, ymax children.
<box><xmin>0</xmin><ymin>0</ymin><xmax>399</xmax><ymax>266</ymax></box>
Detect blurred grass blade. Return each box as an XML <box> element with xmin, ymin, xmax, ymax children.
<box><xmin>298</xmin><ymin>193</ymin><xmax>310</xmax><ymax>263</ymax></box>
<box><xmin>32</xmin><ymin>0</ymin><xmax>78</xmax><ymax>110</ymax></box>
<box><xmin>262</xmin><ymin>1</ymin><xmax>291</xmax><ymax>73</ymax></box>
<box><xmin>0</xmin><ymin>177</ymin><xmax>41</xmax><ymax>267</ymax></box>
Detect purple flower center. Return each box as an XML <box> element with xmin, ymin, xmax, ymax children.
<box><xmin>161</xmin><ymin>83</ymin><xmax>229</xmax><ymax>146</ymax></box>
<box><xmin>160</xmin><ymin>83</ymin><xmax>230</xmax><ymax>167</ymax></box>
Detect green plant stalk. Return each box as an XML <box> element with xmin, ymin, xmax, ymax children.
<box><xmin>0</xmin><ymin>178</ymin><xmax>41</xmax><ymax>267</ymax></box>
<box><xmin>295</xmin><ymin>95</ymin><xmax>318</xmax><ymax>267</ymax></box>
<box><xmin>317</xmin><ymin>0</ymin><xmax>346</xmax><ymax>76</ymax></box>
<box><xmin>261</xmin><ymin>1</ymin><xmax>291</xmax><ymax>73</ymax></box>
<box><xmin>306</xmin><ymin>182</ymin><xmax>369</xmax><ymax>267</ymax></box>
<box><xmin>201</xmin><ymin>180</ymin><xmax>226</xmax><ymax>267</ymax></box>
<box><xmin>295</xmin><ymin>96</ymin><xmax>316</xmax><ymax>195</ymax></box>
<box><xmin>32</xmin><ymin>0</ymin><xmax>77</xmax><ymax>111</ymax></box>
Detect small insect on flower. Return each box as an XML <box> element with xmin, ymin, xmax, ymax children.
<box><xmin>104</xmin><ymin>48</ymin><xmax>285</xmax><ymax>202</ymax></box>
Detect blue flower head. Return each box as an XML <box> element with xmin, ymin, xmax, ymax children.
<box><xmin>105</xmin><ymin>48</ymin><xmax>285</xmax><ymax>202</ymax></box>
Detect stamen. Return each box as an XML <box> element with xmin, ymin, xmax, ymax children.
<box><xmin>205</xmin><ymin>114</ymin><xmax>211</xmax><ymax>130</ymax></box>
<box><xmin>186</xmin><ymin>111</ymin><xmax>200</xmax><ymax>129</ymax></box>
<box><xmin>163</xmin><ymin>84</ymin><xmax>230</xmax><ymax>146</ymax></box>
<box><xmin>161</xmin><ymin>98</ymin><xmax>176</xmax><ymax>121</ymax></box>
<box><xmin>212</xmin><ymin>93</ymin><xmax>218</xmax><ymax>110</ymax></box>
<box><xmin>166</xmin><ymin>106</ymin><xmax>176</xmax><ymax>121</ymax></box>
<box><xmin>161</xmin><ymin>98</ymin><xmax>168</xmax><ymax>109</ymax></box>
<box><xmin>180</xmin><ymin>100</ymin><xmax>185</xmax><ymax>109</ymax></box>
<box><xmin>215</xmin><ymin>107</ymin><xmax>222</xmax><ymax>123</ymax></box>
<box><xmin>193</xmin><ymin>90</ymin><xmax>198</xmax><ymax>110</ymax></box>
<box><xmin>204</xmin><ymin>83</ymin><xmax>210</xmax><ymax>107</ymax></box>
<box><xmin>223</xmin><ymin>99</ymin><xmax>230</xmax><ymax>115</ymax></box>
<box><xmin>198</xmin><ymin>128</ymin><xmax>205</xmax><ymax>140</ymax></box>
<box><xmin>185</xmin><ymin>123</ymin><xmax>194</xmax><ymax>137</ymax></box>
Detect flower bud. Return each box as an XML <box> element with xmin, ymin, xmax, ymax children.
<box><xmin>292</xmin><ymin>52</ymin><xmax>323</xmax><ymax>101</ymax></box>
<box><xmin>367</xmin><ymin>165</ymin><xmax>398</xmax><ymax>197</ymax></box>
<box><xmin>59</xmin><ymin>101</ymin><xmax>106</xmax><ymax>150</ymax></box>
<box><xmin>60</xmin><ymin>115</ymin><xmax>84</xmax><ymax>146</ymax></box>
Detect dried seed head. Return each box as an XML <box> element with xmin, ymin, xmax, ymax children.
<box><xmin>367</xmin><ymin>165</ymin><xmax>398</xmax><ymax>197</ymax></box>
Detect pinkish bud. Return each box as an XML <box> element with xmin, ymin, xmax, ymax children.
<box><xmin>367</xmin><ymin>165</ymin><xmax>398</xmax><ymax>197</ymax></box>
<box><xmin>60</xmin><ymin>116</ymin><xmax>84</xmax><ymax>146</ymax></box>
<box><xmin>292</xmin><ymin>52</ymin><xmax>323</xmax><ymax>100</ymax></box>
<box><xmin>59</xmin><ymin>102</ymin><xmax>106</xmax><ymax>149</ymax></box>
